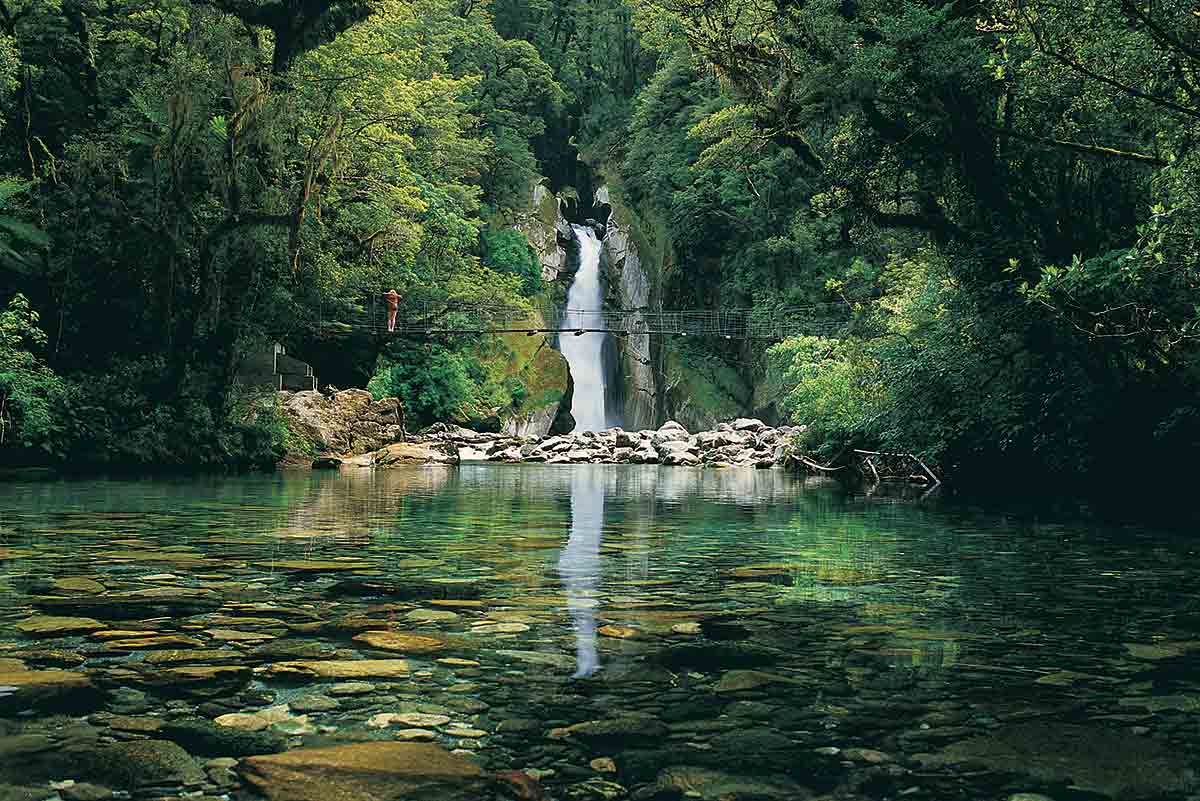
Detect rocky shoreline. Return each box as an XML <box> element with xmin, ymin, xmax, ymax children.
<box><xmin>283</xmin><ymin>390</ymin><xmax>804</xmax><ymax>471</ymax></box>
<box><xmin>429</xmin><ymin>418</ymin><xmax>802</xmax><ymax>469</ymax></box>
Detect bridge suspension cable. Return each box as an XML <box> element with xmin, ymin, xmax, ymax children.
<box><xmin>340</xmin><ymin>299</ymin><xmax>853</xmax><ymax>340</ymax></box>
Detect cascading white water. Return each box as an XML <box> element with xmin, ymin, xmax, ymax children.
<box><xmin>560</xmin><ymin>225</ymin><xmax>609</xmax><ymax>431</ymax></box>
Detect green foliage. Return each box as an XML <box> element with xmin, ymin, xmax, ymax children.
<box><xmin>0</xmin><ymin>178</ymin><xmax>47</xmax><ymax>272</ymax></box>
<box><xmin>616</xmin><ymin>0</ymin><xmax>1200</xmax><ymax>494</ymax></box>
<box><xmin>367</xmin><ymin>331</ymin><xmax>552</xmax><ymax>429</ymax></box>
<box><xmin>369</xmin><ymin>344</ymin><xmax>478</xmax><ymax>428</ymax></box>
<box><xmin>0</xmin><ymin>0</ymin><xmax>565</xmax><ymax>467</ymax></box>
<box><xmin>770</xmin><ymin>336</ymin><xmax>878</xmax><ymax>459</ymax></box>
<box><xmin>225</xmin><ymin>389</ymin><xmax>301</xmax><ymax>467</ymax></box>
<box><xmin>0</xmin><ymin>293</ymin><xmax>66</xmax><ymax>455</ymax></box>
<box><xmin>60</xmin><ymin>357</ymin><xmax>286</xmax><ymax>468</ymax></box>
<box><xmin>490</xmin><ymin>0</ymin><xmax>650</xmax><ymax>182</ymax></box>
<box><xmin>0</xmin><ymin>0</ymin><xmax>1195</xmax><ymax>499</ymax></box>
<box><xmin>482</xmin><ymin>228</ymin><xmax>543</xmax><ymax>296</ymax></box>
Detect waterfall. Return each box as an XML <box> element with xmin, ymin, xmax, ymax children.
<box><xmin>560</xmin><ymin>225</ymin><xmax>609</xmax><ymax>432</ymax></box>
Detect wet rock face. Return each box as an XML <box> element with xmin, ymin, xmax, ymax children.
<box><xmin>595</xmin><ymin>183</ymin><xmax>657</xmax><ymax>431</ymax></box>
<box><xmin>514</xmin><ymin>181</ymin><xmax>573</xmax><ymax>284</ymax></box>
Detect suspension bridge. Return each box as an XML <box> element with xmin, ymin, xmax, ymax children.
<box><xmin>323</xmin><ymin>299</ymin><xmax>855</xmax><ymax>340</ymax></box>
<box><xmin>256</xmin><ymin>300</ymin><xmax>854</xmax><ymax>390</ymax></box>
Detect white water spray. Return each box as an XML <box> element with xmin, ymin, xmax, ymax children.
<box><xmin>560</xmin><ymin>225</ymin><xmax>608</xmax><ymax>432</ymax></box>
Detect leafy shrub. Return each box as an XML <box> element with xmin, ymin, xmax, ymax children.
<box><xmin>0</xmin><ymin>294</ymin><xmax>68</xmax><ymax>457</ymax></box>
<box><xmin>369</xmin><ymin>343</ymin><xmax>477</xmax><ymax>428</ymax></box>
<box><xmin>221</xmin><ymin>387</ymin><xmax>298</xmax><ymax>468</ymax></box>
<box><xmin>482</xmin><ymin>228</ymin><xmax>543</xmax><ymax>296</ymax></box>
<box><xmin>502</xmin><ymin>375</ymin><xmax>527</xmax><ymax>409</ymax></box>
<box><xmin>769</xmin><ymin>335</ymin><xmax>881</xmax><ymax>460</ymax></box>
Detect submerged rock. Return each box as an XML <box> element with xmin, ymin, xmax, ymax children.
<box><xmin>289</xmin><ymin>693</ymin><xmax>339</xmax><ymax>713</ymax></box>
<box><xmin>353</xmin><ymin>631</ymin><xmax>447</xmax><ymax>654</ymax></box>
<box><xmin>917</xmin><ymin>722</ymin><xmax>1196</xmax><ymax>799</ymax></box>
<box><xmin>80</xmin><ymin>740</ymin><xmax>206</xmax><ymax>790</ymax></box>
<box><xmin>160</xmin><ymin>717</ymin><xmax>287</xmax><ymax>757</ymax></box>
<box><xmin>257</xmin><ymin>559</ymin><xmax>374</xmax><ymax>572</ymax></box>
<box><xmin>493</xmin><ymin>650</ymin><xmax>575</xmax><ymax>670</ymax></box>
<box><xmin>652</xmin><ymin>643</ymin><xmax>780</xmax><ymax>671</ymax></box>
<box><xmin>325</xmin><ymin>579</ymin><xmax>482</xmax><ymax>601</ymax></box>
<box><xmin>31</xmin><ymin>587</ymin><xmax>222</xmax><ymax>619</ymax></box>
<box><xmin>14</xmin><ymin>616</ymin><xmax>104</xmax><ymax>637</ymax></box>
<box><xmin>714</xmin><ymin>670</ymin><xmax>802</xmax><ymax>693</ymax></box>
<box><xmin>368</xmin><ymin>713</ymin><xmax>451</xmax><ymax>728</ymax></box>
<box><xmin>238</xmin><ymin>742</ymin><xmax>494</xmax><ymax>801</ymax></box>
<box><xmin>0</xmin><ymin>670</ymin><xmax>100</xmax><ymax>714</ymax></box>
<box><xmin>256</xmin><ymin>659</ymin><xmax>410</xmax><ymax>679</ymax></box>
<box><xmin>553</xmin><ymin>714</ymin><xmax>669</xmax><ymax>744</ymax></box>
<box><xmin>653</xmin><ymin>765</ymin><xmax>811</xmax><ymax>800</ymax></box>
<box><xmin>134</xmin><ymin>665</ymin><xmax>252</xmax><ymax>697</ymax></box>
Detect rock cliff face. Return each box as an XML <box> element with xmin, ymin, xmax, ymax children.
<box><xmin>498</xmin><ymin>179</ymin><xmax>579</xmax><ymax>437</ymax></box>
<box><xmin>279</xmin><ymin>390</ymin><xmax>460</xmax><ymax>467</ymax></box>
<box><xmin>282</xmin><ymin>390</ymin><xmax>404</xmax><ymax>456</ymax></box>
<box><xmin>592</xmin><ymin>176</ymin><xmax>767</xmax><ymax>432</ymax></box>
<box><xmin>595</xmin><ymin>184</ymin><xmax>661</xmax><ymax>430</ymax></box>
<box><xmin>513</xmin><ymin>179</ymin><xmax>575</xmax><ymax>284</ymax></box>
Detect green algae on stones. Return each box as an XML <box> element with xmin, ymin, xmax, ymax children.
<box><xmin>256</xmin><ymin>560</ymin><xmax>375</xmax><ymax>572</ymax></box>
<box><xmin>77</xmin><ymin>740</ymin><xmax>205</xmax><ymax>790</ymax></box>
<box><xmin>653</xmin><ymin>766</ymin><xmax>811</xmax><ymax>801</ymax></box>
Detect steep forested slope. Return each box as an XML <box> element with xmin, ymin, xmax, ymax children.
<box><xmin>0</xmin><ymin>0</ymin><xmax>564</xmax><ymax>465</ymax></box>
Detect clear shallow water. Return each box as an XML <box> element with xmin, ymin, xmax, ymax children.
<box><xmin>0</xmin><ymin>466</ymin><xmax>1198</xmax><ymax>800</ymax></box>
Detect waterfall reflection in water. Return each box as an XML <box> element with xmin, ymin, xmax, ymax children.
<box><xmin>2</xmin><ymin>467</ymin><xmax>1198</xmax><ymax>801</ymax></box>
<box><xmin>558</xmin><ymin>469</ymin><xmax>605</xmax><ymax>678</ymax></box>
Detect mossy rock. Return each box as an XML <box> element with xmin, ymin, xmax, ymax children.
<box><xmin>76</xmin><ymin>740</ymin><xmax>206</xmax><ymax>790</ymax></box>
<box><xmin>160</xmin><ymin>717</ymin><xmax>288</xmax><ymax>758</ymax></box>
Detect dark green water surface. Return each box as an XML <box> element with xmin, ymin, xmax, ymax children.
<box><xmin>1</xmin><ymin>466</ymin><xmax>1198</xmax><ymax>801</ymax></box>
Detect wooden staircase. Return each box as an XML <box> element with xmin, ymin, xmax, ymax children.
<box><xmin>235</xmin><ymin>343</ymin><xmax>317</xmax><ymax>391</ymax></box>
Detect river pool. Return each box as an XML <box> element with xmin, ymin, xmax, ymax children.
<box><xmin>1</xmin><ymin>466</ymin><xmax>1197</xmax><ymax>801</ymax></box>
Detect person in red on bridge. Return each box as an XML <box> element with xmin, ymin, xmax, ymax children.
<box><xmin>384</xmin><ymin>289</ymin><xmax>400</xmax><ymax>332</ymax></box>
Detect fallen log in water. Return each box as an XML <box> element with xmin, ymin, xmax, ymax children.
<box><xmin>852</xmin><ymin>449</ymin><xmax>942</xmax><ymax>486</ymax></box>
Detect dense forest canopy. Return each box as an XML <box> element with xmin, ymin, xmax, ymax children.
<box><xmin>0</xmin><ymin>0</ymin><xmax>1197</xmax><ymax>503</ymax></box>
